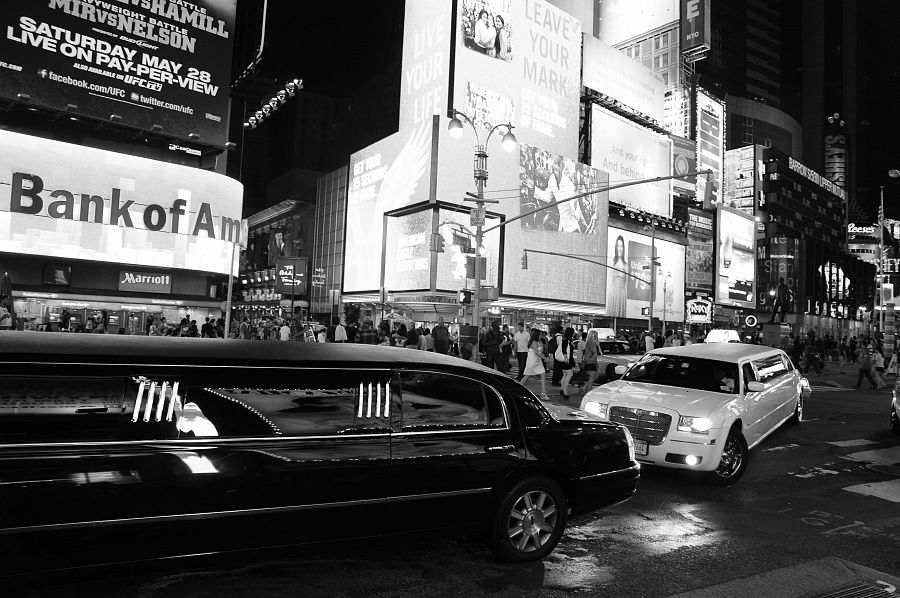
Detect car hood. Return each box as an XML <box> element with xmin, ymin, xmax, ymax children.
<box><xmin>580</xmin><ymin>381</ymin><xmax>732</xmax><ymax>416</ymax></box>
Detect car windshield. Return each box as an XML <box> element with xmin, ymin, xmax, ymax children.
<box><xmin>620</xmin><ymin>354</ymin><xmax>740</xmax><ymax>394</ymax></box>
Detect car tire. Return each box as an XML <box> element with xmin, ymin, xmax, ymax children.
<box><xmin>706</xmin><ymin>426</ymin><xmax>749</xmax><ymax>487</ymax></box>
<box><xmin>789</xmin><ymin>393</ymin><xmax>804</xmax><ymax>425</ymax></box>
<box><xmin>487</xmin><ymin>476</ymin><xmax>568</xmax><ymax>562</ymax></box>
<box><xmin>891</xmin><ymin>406</ymin><xmax>900</xmax><ymax>434</ymax></box>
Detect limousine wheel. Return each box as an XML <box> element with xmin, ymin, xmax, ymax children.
<box><xmin>789</xmin><ymin>394</ymin><xmax>804</xmax><ymax>425</ymax></box>
<box><xmin>706</xmin><ymin>427</ymin><xmax>748</xmax><ymax>487</ymax></box>
<box><xmin>488</xmin><ymin>476</ymin><xmax>567</xmax><ymax>562</ymax></box>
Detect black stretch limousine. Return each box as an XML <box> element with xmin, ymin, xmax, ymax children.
<box><xmin>0</xmin><ymin>333</ymin><xmax>639</xmax><ymax>572</ymax></box>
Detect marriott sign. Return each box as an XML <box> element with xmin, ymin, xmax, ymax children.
<box><xmin>0</xmin><ymin>129</ymin><xmax>243</xmax><ymax>275</ymax></box>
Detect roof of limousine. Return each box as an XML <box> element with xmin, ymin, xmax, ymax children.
<box><xmin>0</xmin><ymin>332</ymin><xmax>500</xmax><ymax>373</ymax></box>
<box><xmin>650</xmin><ymin>342</ymin><xmax>781</xmax><ymax>361</ymax></box>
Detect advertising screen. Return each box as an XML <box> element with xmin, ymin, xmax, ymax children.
<box><xmin>590</xmin><ymin>106</ymin><xmax>672</xmax><ymax>217</ymax></box>
<box><xmin>672</xmin><ymin>136</ymin><xmax>697</xmax><ymax>197</ymax></box>
<box><xmin>453</xmin><ymin>0</ymin><xmax>582</xmax><ymax>159</ymax></box>
<box><xmin>696</xmin><ymin>89</ymin><xmax>725</xmax><ymax>205</ymax></box>
<box><xmin>275</xmin><ymin>257</ymin><xmax>308</xmax><ymax>295</ymax></box>
<box><xmin>0</xmin><ymin>1</ymin><xmax>236</xmax><ymax>146</ymax></box>
<box><xmin>715</xmin><ymin>206</ymin><xmax>755</xmax><ymax>308</ymax></box>
<box><xmin>606</xmin><ymin>226</ymin><xmax>685</xmax><ymax>322</ymax></box>
<box><xmin>435</xmin><ymin>208</ymin><xmax>501</xmax><ymax>292</ymax></box>
<box><xmin>757</xmin><ymin>237</ymin><xmax>801</xmax><ymax>317</ymax></box>
<box><xmin>582</xmin><ymin>34</ymin><xmax>665</xmax><ymax>123</ymax></box>
<box><xmin>685</xmin><ymin>208</ymin><xmax>713</xmax><ymax>292</ymax></box>
<box><xmin>595</xmin><ymin>0</ymin><xmax>678</xmax><ymax>46</ymax></box>
<box><xmin>384</xmin><ymin>210</ymin><xmax>433</xmax><ymax>291</ymax></box>
<box><xmin>0</xmin><ymin>129</ymin><xmax>243</xmax><ymax>275</ymax></box>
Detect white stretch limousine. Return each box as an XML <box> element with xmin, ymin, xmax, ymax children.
<box><xmin>580</xmin><ymin>343</ymin><xmax>811</xmax><ymax>486</ymax></box>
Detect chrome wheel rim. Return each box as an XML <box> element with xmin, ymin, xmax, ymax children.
<box><xmin>507</xmin><ymin>490</ymin><xmax>558</xmax><ymax>552</ymax></box>
<box><xmin>715</xmin><ymin>434</ymin><xmax>743</xmax><ymax>479</ymax></box>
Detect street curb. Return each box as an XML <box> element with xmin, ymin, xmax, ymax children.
<box><xmin>665</xmin><ymin>556</ymin><xmax>900</xmax><ymax>598</ymax></box>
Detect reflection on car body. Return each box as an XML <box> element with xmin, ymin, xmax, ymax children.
<box><xmin>580</xmin><ymin>343</ymin><xmax>809</xmax><ymax>486</ymax></box>
<box><xmin>0</xmin><ymin>333</ymin><xmax>639</xmax><ymax>574</ymax></box>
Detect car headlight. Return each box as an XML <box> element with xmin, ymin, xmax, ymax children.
<box><xmin>677</xmin><ymin>416</ymin><xmax>712</xmax><ymax>434</ymax></box>
<box><xmin>583</xmin><ymin>401</ymin><xmax>608</xmax><ymax>419</ymax></box>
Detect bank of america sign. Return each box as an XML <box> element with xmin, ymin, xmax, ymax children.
<box><xmin>119</xmin><ymin>271</ymin><xmax>172</xmax><ymax>294</ymax></box>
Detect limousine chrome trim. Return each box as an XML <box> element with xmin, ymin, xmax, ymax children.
<box><xmin>0</xmin><ymin>432</ymin><xmax>392</xmax><ymax>450</ymax></box>
<box><xmin>0</xmin><ymin>498</ymin><xmax>388</xmax><ymax>535</ymax></box>
<box><xmin>357</xmin><ymin>381</ymin><xmax>391</xmax><ymax>420</ymax></box>
<box><xmin>385</xmin><ymin>487</ymin><xmax>492</xmax><ymax>503</ymax></box>
<box><xmin>577</xmin><ymin>463</ymin><xmax>640</xmax><ymax>482</ymax></box>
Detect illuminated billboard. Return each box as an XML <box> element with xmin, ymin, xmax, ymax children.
<box><xmin>757</xmin><ymin>237</ymin><xmax>801</xmax><ymax>318</ymax></box>
<box><xmin>685</xmin><ymin>207</ymin><xmax>713</xmax><ymax>293</ymax></box>
<box><xmin>672</xmin><ymin>136</ymin><xmax>697</xmax><ymax>197</ymax></box>
<box><xmin>582</xmin><ymin>35</ymin><xmax>665</xmax><ymax>123</ymax></box>
<box><xmin>696</xmin><ymin>89</ymin><xmax>725</xmax><ymax>206</ymax></box>
<box><xmin>595</xmin><ymin>0</ymin><xmax>678</xmax><ymax>46</ymax></box>
<box><xmin>715</xmin><ymin>206</ymin><xmax>755</xmax><ymax>308</ymax></box>
<box><xmin>590</xmin><ymin>106</ymin><xmax>673</xmax><ymax>217</ymax></box>
<box><xmin>606</xmin><ymin>226</ymin><xmax>685</xmax><ymax>322</ymax></box>
<box><xmin>453</xmin><ymin>0</ymin><xmax>582</xmax><ymax>159</ymax></box>
<box><xmin>0</xmin><ymin>1</ymin><xmax>236</xmax><ymax>146</ymax></box>
<box><xmin>400</xmin><ymin>0</ymin><xmax>452</xmax><ymax>130</ymax></box>
<box><xmin>435</xmin><ymin>208</ymin><xmax>501</xmax><ymax>291</ymax></box>
<box><xmin>680</xmin><ymin>0</ymin><xmax>711</xmax><ymax>54</ymax></box>
<box><xmin>0</xmin><ymin>130</ymin><xmax>243</xmax><ymax>275</ymax></box>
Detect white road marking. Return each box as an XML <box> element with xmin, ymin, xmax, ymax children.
<box><xmin>793</xmin><ymin>467</ymin><xmax>840</xmax><ymax>478</ymax></box>
<box><xmin>828</xmin><ymin>439</ymin><xmax>879</xmax><ymax>447</ymax></box>
<box><xmin>766</xmin><ymin>443</ymin><xmax>800</xmax><ymax>452</ymax></box>
<box><xmin>840</xmin><ymin>446</ymin><xmax>900</xmax><ymax>466</ymax></box>
<box><xmin>843</xmin><ymin>479</ymin><xmax>900</xmax><ymax>503</ymax></box>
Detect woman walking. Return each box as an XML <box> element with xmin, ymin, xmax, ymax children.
<box><xmin>520</xmin><ymin>329</ymin><xmax>549</xmax><ymax>401</ymax></box>
<box><xmin>559</xmin><ymin>327</ymin><xmax>575</xmax><ymax>399</ymax></box>
<box><xmin>581</xmin><ymin>329</ymin><xmax>600</xmax><ymax>392</ymax></box>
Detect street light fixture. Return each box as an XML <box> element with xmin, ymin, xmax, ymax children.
<box><xmin>447</xmin><ymin>108</ymin><xmax>516</xmax><ymax>361</ymax></box>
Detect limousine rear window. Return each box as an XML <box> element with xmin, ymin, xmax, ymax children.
<box><xmin>399</xmin><ymin>371</ymin><xmax>505</xmax><ymax>431</ymax></box>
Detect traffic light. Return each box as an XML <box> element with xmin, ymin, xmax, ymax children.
<box><xmin>431</xmin><ymin>233</ymin><xmax>445</xmax><ymax>253</ymax></box>
<box><xmin>641</xmin><ymin>307</ymin><xmax>651</xmax><ymax>316</ymax></box>
<box><xmin>458</xmin><ymin>289</ymin><xmax>472</xmax><ymax>304</ymax></box>
<box><xmin>521</xmin><ymin>251</ymin><xmax>528</xmax><ymax>270</ymax></box>
<box><xmin>702</xmin><ymin>169</ymin><xmax>714</xmax><ymax>207</ymax></box>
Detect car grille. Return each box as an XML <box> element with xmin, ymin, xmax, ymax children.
<box><xmin>609</xmin><ymin>406</ymin><xmax>671</xmax><ymax>445</ymax></box>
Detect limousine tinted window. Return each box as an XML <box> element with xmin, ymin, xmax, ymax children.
<box><xmin>180</xmin><ymin>369</ymin><xmax>393</xmax><ymax>438</ymax></box>
<box><xmin>399</xmin><ymin>371</ymin><xmax>505</xmax><ymax>430</ymax></box>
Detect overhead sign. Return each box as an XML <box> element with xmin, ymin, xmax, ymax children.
<box><xmin>275</xmin><ymin>257</ymin><xmax>308</xmax><ymax>295</ymax></box>
<box><xmin>685</xmin><ymin>298</ymin><xmax>712</xmax><ymax>324</ymax></box>
<box><xmin>680</xmin><ymin>0</ymin><xmax>711</xmax><ymax>54</ymax></box>
<box><xmin>118</xmin><ymin>270</ymin><xmax>172</xmax><ymax>294</ymax></box>
<box><xmin>0</xmin><ymin>1</ymin><xmax>236</xmax><ymax>146</ymax></box>
<box><xmin>0</xmin><ymin>129</ymin><xmax>243</xmax><ymax>275</ymax></box>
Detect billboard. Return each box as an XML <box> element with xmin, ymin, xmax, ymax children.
<box><xmin>453</xmin><ymin>0</ymin><xmax>582</xmax><ymax>159</ymax></box>
<box><xmin>606</xmin><ymin>226</ymin><xmax>685</xmax><ymax>322</ymax></box>
<box><xmin>275</xmin><ymin>257</ymin><xmax>308</xmax><ymax>295</ymax></box>
<box><xmin>757</xmin><ymin>237</ymin><xmax>800</xmax><ymax>317</ymax></box>
<box><xmin>672</xmin><ymin>135</ymin><xmax>697</xmax><ymax>197</ymax></box>
<box><xmin>582</xmin><ymin>34</ymin><xmax>665</xmax><ymax>123</ymax></box>
<box><xmin>696</xmin><ymin>89</ymin><xmax>725</xmax><ymax>206</ymax></box>
<box><xmin>435</xmin><ymin>208</ymin><xmax>501</xmax><ymax>291</ymax></box>
<box><xmin>595</xmin><ymin>0</ymin><xmax>678</xmax><ymax>46</ymax></box>
<box><xmin>591</xmin><ymin>106</ymin><xmax>673</xmax><ymax>216</ymax></box>
<box><xmin>680</xmin><ymin>0</ymin><xmax>711</xmax><ymax>54</ymax></box>
<box><xmin>0</xmin><ymin>129</ymin><xmax>242</xmax><ymax>275</ymax></box>
<box><xmin>715</xmin><ymin>206</ymin><xmax>755</xmax><ymax>308</ymax></box>
<box><xmin>823</xmin><ymin>132</ymin><xmax>848</xmax><ymax>188</ymax></box>
<box><xmin>685</xmin><ymin>207</ymin><xmax>713</xmax><ymax>292</ymax></box>
<box><xmin>1</xmin><ymin>1</ymin><xmax>236</xmax><ymax>146</ymax></box>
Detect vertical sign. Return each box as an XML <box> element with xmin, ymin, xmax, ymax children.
<box><xmin>680</xmin><ymin>0</ymin><xmax>711</xmax><ymax>54</ymax></box>
<box><xmin>685</xmin><ymin>208</ymin><xmax>713</xmax><ymax>293</ymax></box>
<box><xmin>823</xmin><ymin>132</ymin><xmax>848</xmax><ymax>188</ymax></box>
<box><xmin>696</xmin><ymin>89</ymin><xmax>725</xmax><ymax>206</ymax></box>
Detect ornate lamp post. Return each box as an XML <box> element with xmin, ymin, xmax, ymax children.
<box><xmin>447</xmin><ymin>109</ymin><xmax>517</xmax><ymax>360</ymax></box>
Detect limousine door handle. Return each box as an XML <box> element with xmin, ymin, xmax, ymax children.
<box><xmin>485</xmin><ymin>444</ymin><xmax>516</xmax><ymax>453</ymax></box>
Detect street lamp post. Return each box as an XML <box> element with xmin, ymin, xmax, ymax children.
<box><xmin>662</xmin><ymin>271</ymin><xmax>671</xmax><ymax>336</ymax></box>
<box><xmin>879</xmin><ymin>169</ymin><xmax>900</xmax><ymax>334</ymax></box>
<box><xmin>448</xmin><ymin>109</ymin><xmax>517</xmax><ymax>361</ymax></box>
<box><xmin>644</xmin><ymin>220</ymin><xmax>657</xmax><ymax>333</ymax></box>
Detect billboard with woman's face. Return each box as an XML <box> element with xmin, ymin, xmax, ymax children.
<box><xmin>606</xmin><ymin>226</ymin><xmax>685</xmax><ymax>322</ymax></box>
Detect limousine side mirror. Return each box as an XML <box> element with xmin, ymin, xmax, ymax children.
<box><xmin>746</xmin><ymin>381</ymin><xmax>765</xmax><ymax>393</ymax></box>
<box><xmin>614</xmin><ymin>365</ymin><xmax>627</xmax><ymax>375</ymax></box>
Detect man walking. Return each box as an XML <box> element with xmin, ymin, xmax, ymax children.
<box><xmin>769</xmin><ymin>277</ymin><xmax>790</xmax><ymax>323</ymax></box>
<box><xmin>855</xmin><ymin>345</ymin><xmax>878</xmax><ymax>390</ymax></box>
<box><xmin>514</xmin><ymin>323</ymin><xmax>530</xmax><ymax>381</ymax></box>
<box><xmin>432</xmin><ymin>317</ymin><xmax>450</xmax><ymax>354</ymax></box>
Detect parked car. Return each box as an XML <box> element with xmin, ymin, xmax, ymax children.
<box><xmin>597</xmin><ymin>339</ymin><xmax>644</xmax><ymax>381</ymax></box>
<box><xmin>0</xmin><ymin>333</ymin><xmax>639</xmax><ymax>574</ymax></box>
<box><xmin>579</xmin><ymin>343</ymin><xmax>810</xmax><ymax>486</ymax></box>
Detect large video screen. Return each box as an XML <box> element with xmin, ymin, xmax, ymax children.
<box><xmin>0</xmin><ymin>2</ymin><xmax>236</xmax><ymax>146</ymax></box>
<box><xmin>582</xmin><ymin>35</ymin><xmax>665</xmax><ymax>123</ymax></box>
<box><xmin>685</xmin><ymin>208</ymin><xmax>714</xmax><ymax>293</ymax></box>
<box><xmin>0</xmin><ymin>129</ymin><xmax>242</xmax><ymax>275</ymax></box>
<box><xmin>715</xmin><ymin>206</ymin><xmax>756</xmax><ymax>308</ymax></box>
<box><xmin>453</xmin><ymin>0</ymin><xmax>582</xmax><ymax>160</ymax></box>
<box><xmin>606</xmin><ymin>226</ymin><xmax>685</xmax><ymax>322</ymax></box>
<box><xmin>435</xmin><ymin>208</ymin><xmax>501</xmax><ymax>292</ymax></box>
<box><xmin>591</xmin><ymin>106</ymin><xmax>673</xmax><ymax>217</ymax></box>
